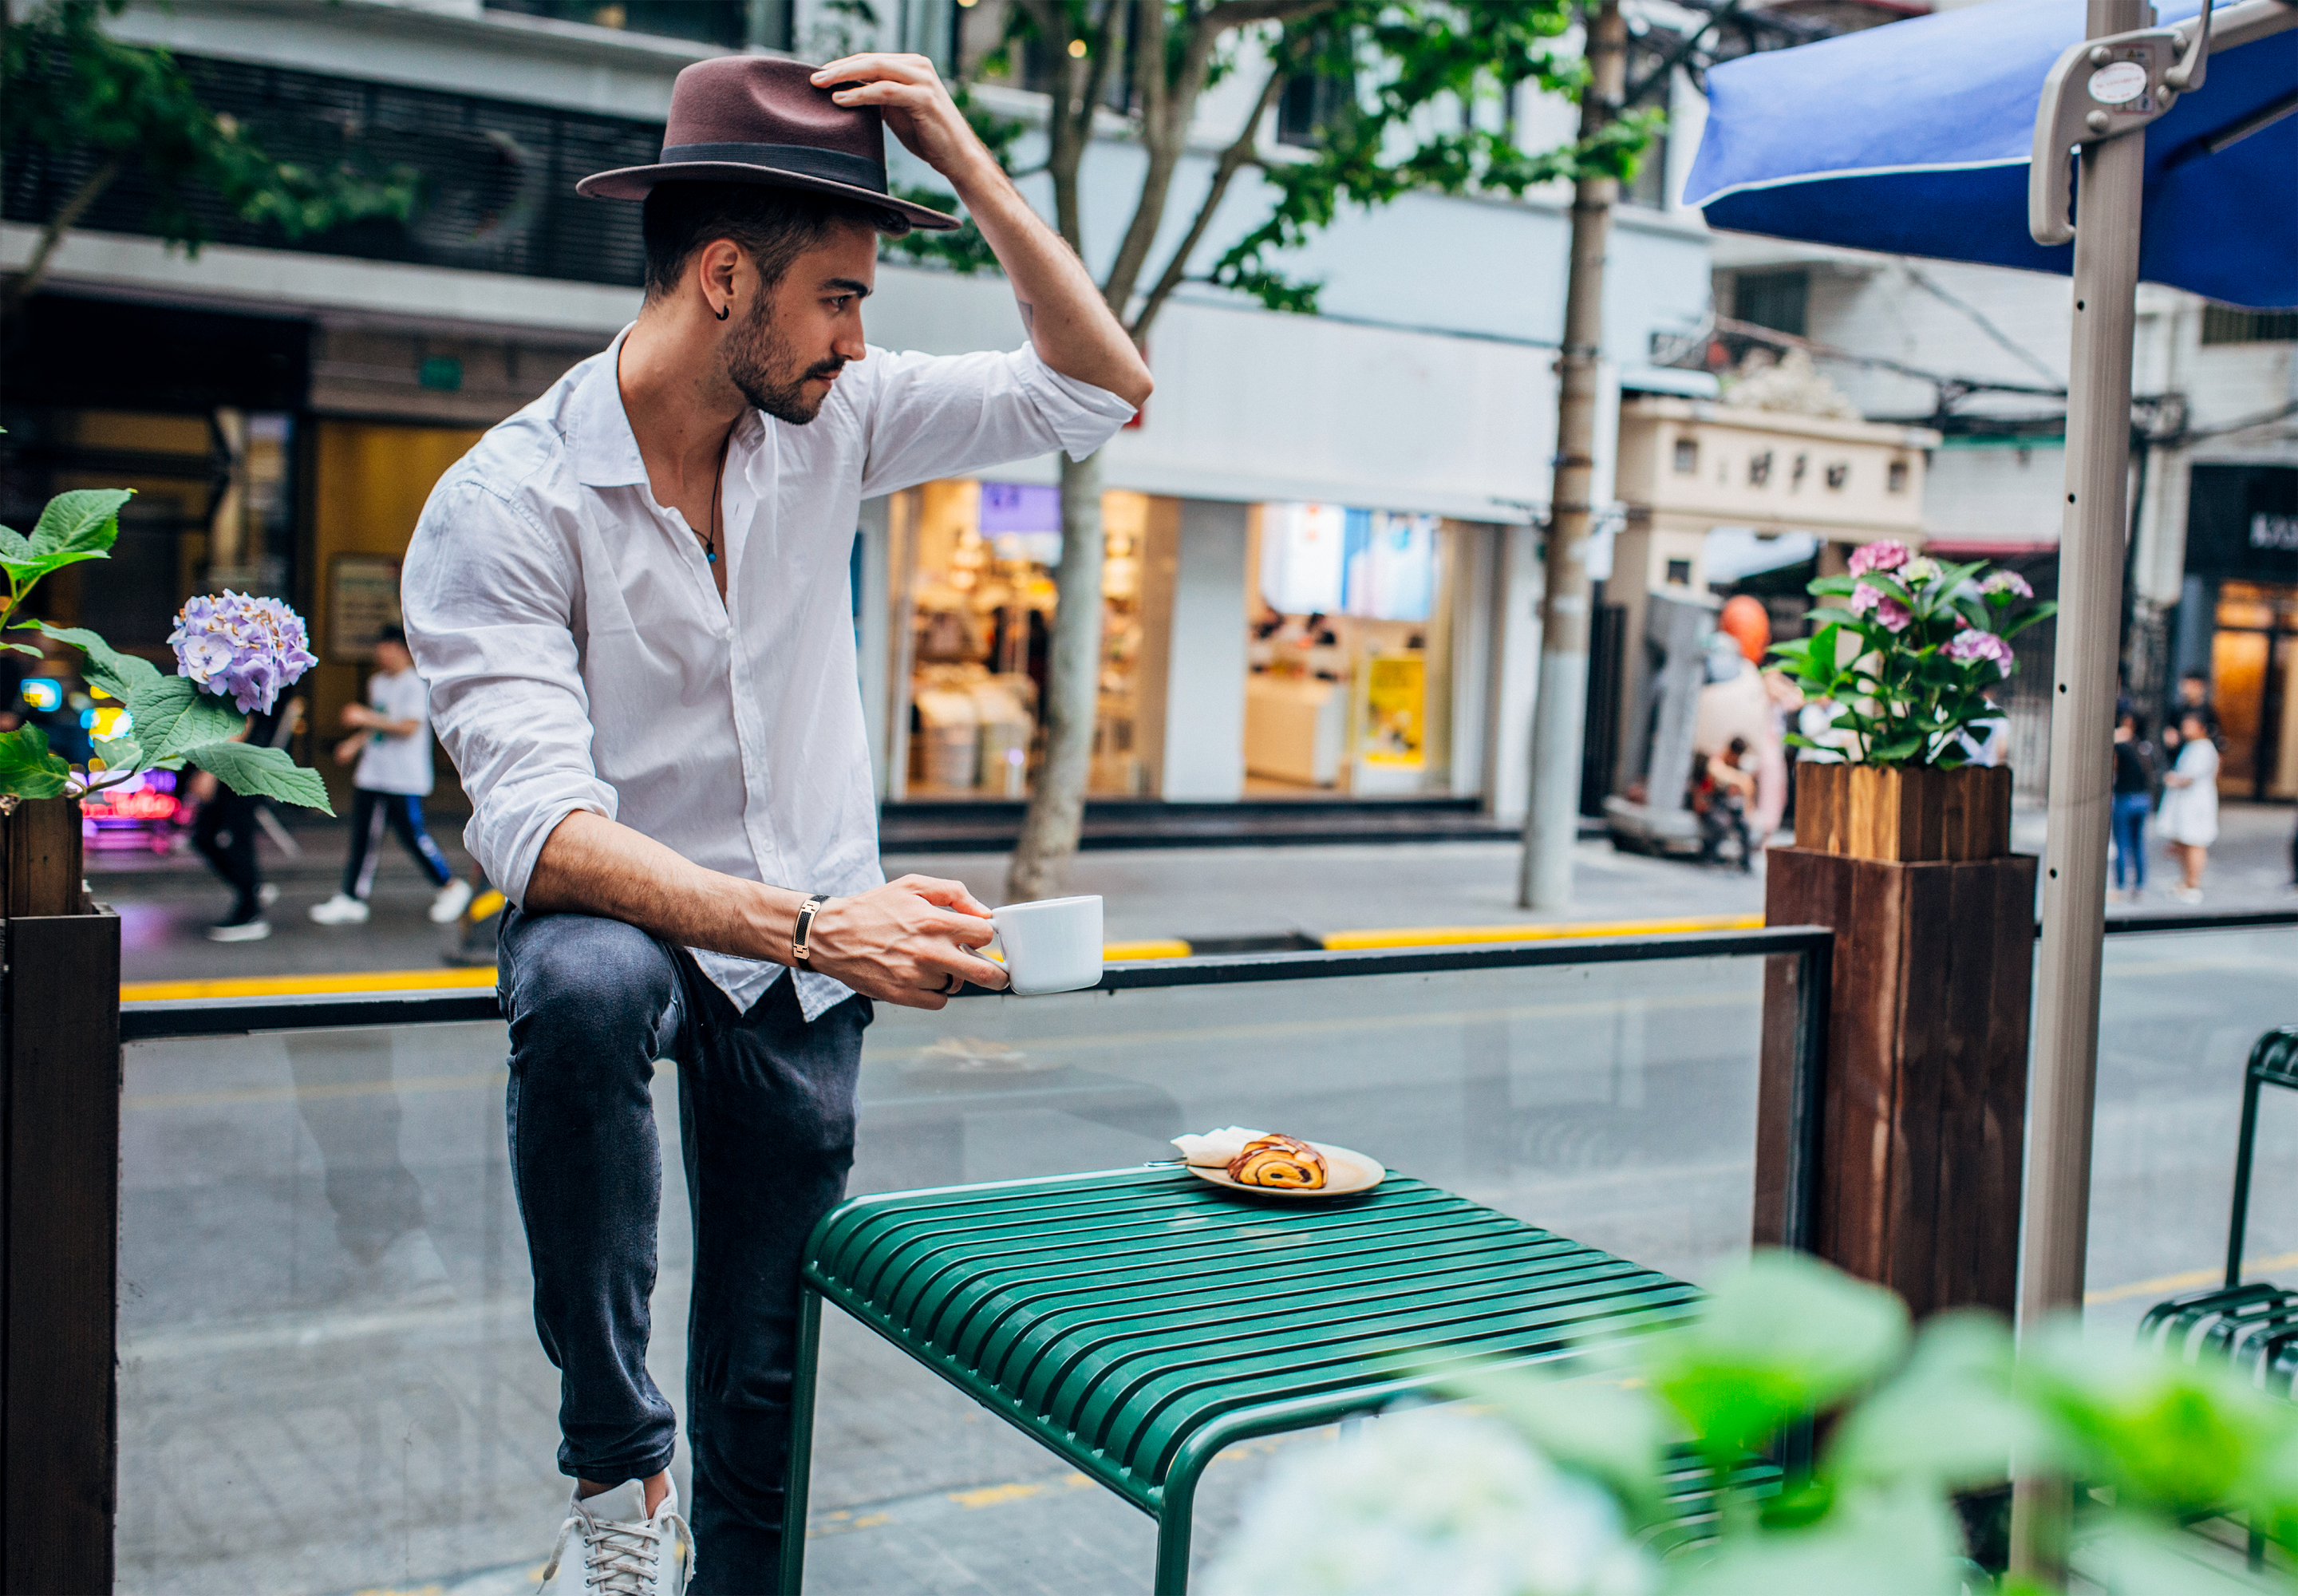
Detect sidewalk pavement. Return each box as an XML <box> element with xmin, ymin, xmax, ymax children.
<box><xmin>94</xmin><ymin>800</ymin><xmax>2298</xmax><ymax>986</ymax></box>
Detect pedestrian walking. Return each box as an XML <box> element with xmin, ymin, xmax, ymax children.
<box><xmin>190</xmin><ymin>701</ymin><xmax>296</xmax><ymax>940</ymax></box>
<box><xmin>2110</xmin><ymin>709</ymin><xmax>2157</xmax><ymax>901</ymax></box>
<box><xmin>2158</xmin><ymin>708</ymin><xmax>2220</xmax><ymax>903</ymax></box>
<box><xmin>309</xmin><ymin>625</ymin><xmax>472</xmax><ymax>926</ymax></box>
<box><xmin>398</xmin><ymin>52</ymin><xmax>1149</xmax><ymax>1596</ymax></box>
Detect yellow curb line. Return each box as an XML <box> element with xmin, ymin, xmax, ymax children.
<box><xmin>2085</xmin><ymin>1250</ymin><xmax>2298</xmax><ymax>1306</ymax></box>
<box><xmin>1321</xmin><ymin>915</ymin><xmax>1766</xmax><ymax>950</ymax></box>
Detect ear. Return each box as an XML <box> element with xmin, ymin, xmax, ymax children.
<box><xmin>695</xmin><ymin>238</ymin><xmax>745</xmax><ymax>321</ymax></box>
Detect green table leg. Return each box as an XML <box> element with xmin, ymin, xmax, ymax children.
<box><xmin>776</xmin><ymin>1290</ymin><xmax>824</xmax><ymax>1594</ymax></box>
<box><xmin>1152</xmin><ymin>1453</ymin><xmax>1208</xmax><ymax>1596</ymax></box>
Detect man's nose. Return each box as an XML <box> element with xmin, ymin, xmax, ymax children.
<box><xmin>834</xmin><ymin>318</ymin><xmax>867</xmax><ymax>363</ymax></box>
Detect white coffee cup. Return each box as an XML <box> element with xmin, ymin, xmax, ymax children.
<box><xmin>974</xmin><ymin>895</ymin><xmax>1104</xmax><ymax>996</ymax></box>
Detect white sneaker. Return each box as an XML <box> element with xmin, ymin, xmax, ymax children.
<box><xmin>207</xmin><ymin>915</ymin><xmax>271</xmax><ymax>943</ymax></box>
<box><xmin>543</xmin><ymin>1479</ymin><xmax>693</xmax><ymax>1596</ymax></box>
<box><xmin>429</xmin><ymin>877</ymin><xmax>475</xmax><ymax>924</ymax></box>
<box><xmin>2172</xmin><ymin>886</ymin><xmax>2205</xmax><ymax>904</ymax></box>
<box><xmin>309</xmin><ymin>893</ymin><xmax>370</xmax><ymax>926</ymax></box>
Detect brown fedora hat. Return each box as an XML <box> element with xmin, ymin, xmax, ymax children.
<box><xmin>577</xmin><ymin>56</ymin><xmax>960</xmax><ymax>231</ymax></box>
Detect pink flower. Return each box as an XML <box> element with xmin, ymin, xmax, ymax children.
<box><xmin>1850</xmin><ymin>582</ymin><xmax>1912</xmax><ymax>634</ymax></box>
<box><xmin>1946</xmin><ymin>628</ymin><xmax>2016</xmax><ymax>678</ymax></box>
<box><xmin>1980</xmin><ymin>570</ymin><xmax>2033</xmax><ymax>599</ymax></box>
<box><xmin>1849</xmin><ymin>540</ymin><xmax>1912</xmax><ymax>577</ymax></box>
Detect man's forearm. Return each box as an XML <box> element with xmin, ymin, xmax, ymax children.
<box><xmin>524</xmin><ymin>809</ymin><xmax>801</xmax><ymax>964</ymax></box>
<box><xmin>946</xmin><ymin>160</ymin><xmax>1153</xmax><ymax>407</ymax></box>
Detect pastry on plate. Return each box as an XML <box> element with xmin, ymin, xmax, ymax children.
<box><xmin>1226</xmin><ymin>1132</ymin><xmax>1328</xmax><ymax>1190</ymax></box>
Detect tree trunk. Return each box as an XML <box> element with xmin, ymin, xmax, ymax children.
<box><xmin>2</xmin><ymin>156</ymin><xmax>122</xmax><ymax>318</ymax></box>
<box><xmin>1517</xmin><ymin>0</ymin><xmax>1626</xmax><ymax>911</ymax></box>
<box><xmin>1007</xmin><ymin>449</ymin><xmax>1106</xmax><ymax>902</ymax></box>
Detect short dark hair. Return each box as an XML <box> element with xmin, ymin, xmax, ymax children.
<box><xmin>641</xmin><ymin>181</ymin><xmax>908</xmax><ymax>302</ymax></box>
<box><xmin>377</xmin><ymin>623</ymin><xmax>407</xmax><ymax>646</ymax></box>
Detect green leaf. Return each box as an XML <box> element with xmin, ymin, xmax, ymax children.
<box><xmin>1668</xmin><ymin>1483</ymin><xmax>1965</xmax><ymax>1596</ymax></box>
<box><xmin>29</xmin><ymin>488</ymin><xmax>129</xmax><ymax>559</ymax></box>
<box><xmin>186</xmin><ymin>741</ymin><xmax>333</xmax><ymax>814</ymax></box>
<box><xmin>89</xmin><ymin>737</ymin><xmax>144</xmax><ymax>776</ymax></box>
<box><xmin>1447</xmin><ymin>1365</ymin><xmax>1670</xmax><ymax>1526</ymax></box>
<box><xmin>1808</xmin><ymin>575</ymin><xmax>1858</xmax><ymax>597</ymax></box>
<box><xmin>1826</xmin><ymin>1313</ymin><xmax>2059</xmax><ymax>1491</ymax></box>
<box><xmin>1867</xmin><ymin>737</ymin><xmax>1925</xmax><ymax>764</ymax></box>
<box><xmin>2</xmin><ymin>641</ymin><xmax>44</xmax><ymax>658</ymax></box>
<box><xmin>1646</xmin><ymin>1250</ymin><xmax>1909</xmax><ymax>1463</ymax></box>
<box><xmin>125</xmin><ymin>675</ymin><xmax>245</xmax><ymax>762</ymax></box>
<box><xmin>0</xmin><ymin>526</ymin><xmax>31</xmax><ymax>562</ymax></box>
<box><xmin>30</xmin><ymin>622</ymin><xmax>165</xmax><ymax>699</ymax></box>
<box><xmin>0</xmin><ymin>727</ymin><xmax>73</xmax><ymax>800</ymax></box>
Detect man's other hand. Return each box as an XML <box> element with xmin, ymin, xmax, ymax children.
<box><xmin>812</xmin><ymin>55</ymin><xmax>991</xmax><ymax>186</ymax></box>
<box><xmin>805</xmin><ymin>872</ymin><xmax>1009</xmax><ymax>1009</ymax></box>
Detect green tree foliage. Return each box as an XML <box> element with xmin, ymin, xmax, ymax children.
<box><xmin>1</xmin><ymin>0</ymin><xmax>417</xmax><ymax>312</ymax></box>
<box><xmin>893</xmin><ymin>0</ymin><xmax>1659</xmax><ymax>339</ymax></box>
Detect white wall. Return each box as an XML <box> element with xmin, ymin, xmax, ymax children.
<box><xmin>1161</xmin><ymin>501</ymin><xmax>1251</xmax><ymax>800</ymax></box>
<box><xmin>1921</xmin><ymin>442</ymin><xmax>2071</xmax><ymax>547</ymax></box>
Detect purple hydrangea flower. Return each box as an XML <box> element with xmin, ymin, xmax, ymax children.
<box><xmin>1850</xmin><ymin>582</ymin><xmax>1912</xmax><ymax>634</ymax></box>
<box><xmin>1849</xmin><ymin>539</ymin><xmax>1912</xmax><ymax>577</ymax></box>
<box><xmin>1981</xmin><ymin>569</ymin><xmax>2034</xmax><ymax>599</ymax></box>
<box><xmin>168</xmin><ymin>591</ymin><xmax>319</xmax><ymax>714</ymax></box>
<box><xmin>1946</xmin><ymin>628</ymin><xmax>2016</xmax><ymax>678</ymax></box>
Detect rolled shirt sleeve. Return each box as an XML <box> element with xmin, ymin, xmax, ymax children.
<box><xmin>401</xmin><ymin>478</ymin><xmax>617</xmax><ymax>908</ymax></box>
<box><xmin>856</xmin><ymin>342</ymin><xmax>1138</xmax><ymax>498</ymax></box>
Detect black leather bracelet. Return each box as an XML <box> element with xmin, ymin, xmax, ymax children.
<box><xmin>792</xmin><ymin>893</ymin><xmax>829</xmax><ymax>965</ymax></box>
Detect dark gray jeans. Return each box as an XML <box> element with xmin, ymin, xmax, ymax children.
<box><xmin>498</xmin><ymin>908</ymin><xmax>870</xmax><ymax>1592</ymax></box>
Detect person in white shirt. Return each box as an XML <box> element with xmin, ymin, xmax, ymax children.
<box><xmin>2158</xmin><ymin>708</ymin><xmax>2221</xmax><ymax>903</ymax></box>
<box><xmin>400</xmin><ymin>52</ymin><xmax>1148</xmax><ymax>1596</ymax></box>
<box><xmin>308</xmin><ymin>625</ymin><xmax>474</xmax><ymax>927</ymax></box>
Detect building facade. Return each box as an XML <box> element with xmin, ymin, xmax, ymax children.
<box><xmin>4</xmin><ymin>0</ymin><xmax>1739</xmax><ymax>824</ymax></box>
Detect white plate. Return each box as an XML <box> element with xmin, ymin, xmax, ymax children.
<box><xmin>1184</xmin><ymin>1141</ymin><xmax>1386</xmax><ymax>1199</ymax></box>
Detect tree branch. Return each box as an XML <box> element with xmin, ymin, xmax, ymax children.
<box><xmin>1127</xmin><ymin>54</ymin><xmax>1291</xmax><ymax>339</ymax></box>
<box><xmin>2</xmin><ymin>156</ymin><xmax>123</xmax><ymax>318</ymax></box>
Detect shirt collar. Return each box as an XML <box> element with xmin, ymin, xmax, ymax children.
<box><xmin>567</xmin><ymin>326</ymin><xmax>650</xmax><ymax>489</ymax></box>
<box><xmin>567</xmin><ymin>324</ymin><xmax>771</xmax><ymax>488</ymax></box>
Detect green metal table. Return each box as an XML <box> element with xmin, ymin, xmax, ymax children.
<box><xmin>778</xmin><ymin>1163</ymin><xmax>1705</xmax><ymax>1594</ymax></box>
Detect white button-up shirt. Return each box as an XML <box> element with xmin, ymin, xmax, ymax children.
<box><xmin>401</xmin><ymin>329</ymin><xmax>1135</xmax><ymax>1020</ymax></box>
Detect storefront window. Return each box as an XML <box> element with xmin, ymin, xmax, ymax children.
<box><xmin>2209</xmin><ymin>580</ymin><xmax>2298</xmax><ymax>800</ymax></box>
<box><xmin>1246</xmin><ymin>502</ymin><xmax>1450</xmax><ymax>796</ymax></box>
<box><xmin>892</xmin><ymin>479</ymin><xmax>1163</xmax><ymax>800</ymax></box>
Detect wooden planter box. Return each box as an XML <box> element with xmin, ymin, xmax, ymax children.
<box><xmin>1790</xmin><ymin>761</ymin><xmax>2012</xmax><ymax>863</ymax></box>
<box><xmin>1</xmin><ymin>796</ymin><xmax>118</xmax><ymax>1595</ymax></box>
<box><xmin>1758</xmin><ymin>762</ymin><xmax>2033</xmax><ymax>1319</ymax></box>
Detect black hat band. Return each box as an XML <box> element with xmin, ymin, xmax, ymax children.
<box><xmin>657</xmin><ymin>142</ymin><xmax>888</xmax><ymax>194</ymax></box>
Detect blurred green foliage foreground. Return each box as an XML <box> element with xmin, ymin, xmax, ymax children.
<box><xmin>1208</xmin><ymin>1251</ymin><xmax>2298</xmax><ymax>1596</ymax></box>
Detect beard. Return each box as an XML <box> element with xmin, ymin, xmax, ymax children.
<box><xmin>725</xmin><ymin>294</ymin><xmax>844</xmax><ymax>425</ymax></box>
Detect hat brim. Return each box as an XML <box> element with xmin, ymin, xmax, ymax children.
<box><xmin>575</xmin><ymin>160</ymin><xmax>961</xmax><ymax>231</ymax></box>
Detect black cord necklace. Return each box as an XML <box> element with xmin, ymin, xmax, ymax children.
<box><xmin>699</xmin><ymin>437</ymin><xmax>728</xmax><ymax>565</ymax></box>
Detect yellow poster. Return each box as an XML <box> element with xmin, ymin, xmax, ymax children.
<box><xmin>1362</xmin><ymin>653</ymin><xmax>1425</xmax><ymax>767</ymax></box>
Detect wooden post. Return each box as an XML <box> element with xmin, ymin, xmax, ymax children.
<box><xmin>1757</xmin><ymin>764</ymin><xmax>2035</xmax><ymax>1317</ymax></box>
<box><xmin>1</xmin><ymin>798</ymin><xmax>117</xmax><ymax>1594</ymax></box>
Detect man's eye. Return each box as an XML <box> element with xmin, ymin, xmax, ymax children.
<box><xmin>828</xmin><ymin>296</ymin><xmax>851</xmax><ymax>312</ymax></box>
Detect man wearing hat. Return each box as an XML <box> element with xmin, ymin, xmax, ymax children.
<box><xmin>401</xmin><ymin>49</ymin><xmax>1150</xmax><ymax>1596</ymax></box>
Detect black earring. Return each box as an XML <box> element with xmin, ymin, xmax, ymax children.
<box><xmin>714</xmin><ymin>301</ymin><xmax>730</xmax><ymax>322</ymax></box>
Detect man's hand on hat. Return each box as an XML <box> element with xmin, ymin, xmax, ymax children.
<box><xmin>813</xmin><ymin>54</ymin><xmax>990</xmax><ymax>185</ymax></box>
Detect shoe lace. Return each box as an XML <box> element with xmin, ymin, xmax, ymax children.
<box><xmin>543</xmin><ymin>1507</ymin><xmax>693</xmax><ymax>1594</ymax></box>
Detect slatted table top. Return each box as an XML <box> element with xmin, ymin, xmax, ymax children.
<box><xmin>804</xmin><ymin>1163</ymin><xmax>1703</xmax><ymax>1511</ymax></box>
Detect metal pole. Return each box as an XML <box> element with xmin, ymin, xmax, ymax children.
<box><xmin>1518</xmin><ymin>0</ymin><xmax>1626</xmax><ymax>911</ymax></box>
<box><xmin>2011</xmin><ymin>0</ymin><xmax>2148</xmax><ymax>1572</ymax></box>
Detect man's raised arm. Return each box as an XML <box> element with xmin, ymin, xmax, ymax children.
<box><xmin>812</xmin><ymin>53</ymin><xmax>1154</xmax><ymax>409</ymax></box>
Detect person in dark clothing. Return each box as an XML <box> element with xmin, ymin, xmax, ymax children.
<box><xmin>2110</xmin><ymin>709</ymin><xmax>2158</xmax><ymax>899</ymax></box>
<box><xmin>190</xmin><ymin>702</ymin><xmax>294</xmax><ymax>941</ymax></box>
